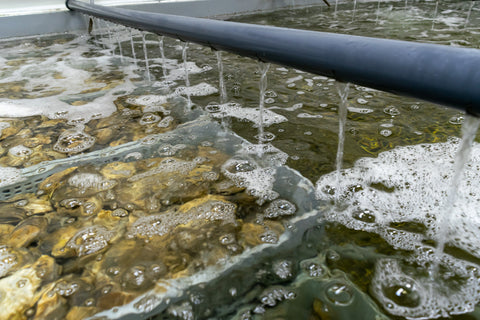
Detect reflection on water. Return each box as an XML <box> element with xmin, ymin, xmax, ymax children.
<box><xmin>0</xmin><ymin>0</ymin><xmax>480</xmax><ymax>319</ymax></box>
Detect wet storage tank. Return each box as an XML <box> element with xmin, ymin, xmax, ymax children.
<box><xmin>0</xmin><ymin>0</ymin><xmax>480</xmax><ymax>319</ymax></box>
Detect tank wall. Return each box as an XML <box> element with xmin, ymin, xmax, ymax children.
<box><xmin>0</xmin><ymin>0</ymin><xmax>327</xmax><ymax>39</ymax></box>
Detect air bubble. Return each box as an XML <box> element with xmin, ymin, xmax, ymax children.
<box><xmin>325</xmin><ymin>282</ymin><xmax>354</xmax><ymax>306</ymax></box>
<box><xmin>168</xmin><ymin>302</ymin><xmax>194</xmax><ymax>320</ymax></box>
<box><xmin>357</xmin><ymin>98</ymin><xmax>368</xmax><ymax>105</ymax></box>
<box><xmin>225</xmin><ymin>160</ymin><xmax>256</xmax><ymax>174</ymax></box>
<box><xmin>205</xmin><ymin>103</ymin><xmax>222</xmax><ymax>113</ymax></box>
<box><xmin>264</xmin><ymin>89</ymin><xmax>277</xmax><ymax>98</ymax></box>
<box><xmin>122</xmin><ymin>265</ymin><xmax>147</xmax><ymax>290</ymax></box>
<box><xmin>0</xmin><ymin>246</ymin><xmax>18</xmax><ymax>277</ymax></box>
<box><xmin>449</xmin><ymin>115</ymin><xmax>464</xmax><ymax>125</ymax></box>
<box><xmin>128</xmin><ymin>215</ymin><xmax>164</xmax><ymax>238</ymax></box>
<box><xmin>264</xmin><ymin>199</ymin><xmax>296</xmax><ymax>219</ymax></box>
<box><xmin>382</xmin><ymin>278</ymin><xmax>422</xmax><ymax>308</ymax></box>
<box><xmin>383</xmin><ymin>106</ymin><xmax>400</xmax><ymax>116</ymax></box>
<box><xmin>260</xmin><ymin>231</ymin><xmax>278</xmax><ymax>244</ymax></box>
<box><xmin>139</xmin><ymin>113</ymin><xmax>161</xmax><ymax>125</ymax></box>
<box><xmin>272</xmin><ymin>260</ymin><xmax>294</xmax><ymax>280</ymax></box>
<box><xmin>67</xmin><ymin>225</ymin><xmax>114</xmax><ymax>256</ymax></box>
<box><xmin>219</xmin><ymin>233</ymin><xmax>235</xmax><ymax>245</ymax></box>
<box><xmin>380</xmin><ymin>129</ymin><xmax>392</xmax><ymax>137</ymax></box>
<box><xmin>265</xmin><ymin>98</ymin><xmax>275</xmax><ymax>104</ymax></box>
<box><xmin>157</xmin><ymin>116</ymin><xmax>174</xmax><ymax>128</ymax></box>
<box><xmin>255</xmin><ymin>131</ymin><xmax>276</xmax><ymax>143</ymax></box>
<box><xmin>141</xmin><ymin>135</ymin><xmax>159</xmax><ymax>145</ymax></box>
<box><xmin>352</xmin><ymin>208</ymin><xmax>376</xmax><ymax>223</ymax></box>
<box><xmin>53</xmin><ymin>129</ymin><xmax>95</xmax><ymax>154</ymax></box>
<box><xmin>68</xmin><ymin>173</ymin><xmax>116</xmax><ymax>192</ymax></box>
<box><xmin>125</xmin><ymin>152</ymin><xmax>143</xmax><ymax>161</ymax></box>
<box><xmin>16</xmin><ymin>279</ymin><xmax>27</xmax><ymax>288</ymax></box>
<box><xmin>112</xmin><ymin>208</ymin><xmax>128</xmax><ymax>217</ymax></box>
<box><xmin>14</xmin><ymin>199</ymin><xmax>28</xmax><ymax>207</ymax></box>
<box><xmin>107</xmin><ymin>266</ymin><xmax>121</xmax><ymax>276</ymax></box>
<box><xmin>202</xmin><ymin>171</ymin><xmax>219</xmax><ymax>181</ymax></box>
<box><xmin>9</xmin><ymin>145</ymin><xmax>32</xmax><ymax>157</ymax></box>
<box><xmin>55</xmin><ymin>280</ymin><xmax>80</xmax><ymax>297</ymax></box>
<box><xmin>305</xmin><ymin>263</ymin><xmax>326</xmax><ymax>277</ymax></box>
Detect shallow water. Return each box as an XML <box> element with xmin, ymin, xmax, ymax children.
<box><xmin>0</xmin><ymin>0</ymin><xmax>480</xmax><ymax>319</ymax></box>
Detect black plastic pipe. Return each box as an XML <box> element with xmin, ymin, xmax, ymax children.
<box><xmin>66</xmin><ymin>0</ymin><xmax>480</xmax><ymax>115</ymax></box>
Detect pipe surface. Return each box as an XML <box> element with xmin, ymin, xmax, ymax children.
<box><xmin>66</xmin><ymin>0</ymin><xmax>480</xmax><ymax>115</ymax></box>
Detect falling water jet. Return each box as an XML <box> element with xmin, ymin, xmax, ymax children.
<box><xmin>432</xmin><ymin>0</ymin><xmax>439</xmax><ymax>31</ymax></box>
<box><xmin>130</xmin><ymin>29</ymin><xmax>137</xmax><ymax>67</ymax></box>
<box><xmin>105</xmin><ymin>21</ymin><xmax>115</xmax><ymax>55</ymax></box>
<box><xmin>182</xmin><ymin>42</ymin><xmax>192</xmax><ymax>110</ymax></box>
<box><xmin>335</xmin><ymin>82</ymin><xmax>350</xmax><ymax>203</ymax></box>
<box><xmin>158</xmin><ymin>36</ymin><xmax>168</xmax><ymax>79</ymax></box>
<box><xmin>216</xmin><ymin>51</ymin><xmax>227</xmax><ymax>104</ymax></box>
<box><xmin>465</xmin><ymin>1</ymin><xmax>475</xmax><ymax>28</ymax></box>
<box><xmin>115</xmin><ymin>28</ymin><xmax>124</xmax><ymax>62</ymax></box>
<box><xmin>334</xmin><ymin>0</ymin><xmax>338</xmax><ymax>15</ymax></box>
<box><xmin>141</xmin><ymin>32</ymin><xmax>151</xmax><ymax>82</ymax></box>
<box><xmin>431</xmin><ymin>115</ymin><xmax>480</xmax><ymax>279</ymax></box>
<box><xmin>352</xmin><ymin>0</ymin><xmax>357</xmax><ymax>21</ymax></box>
<box><xmin>376</xmin><ymin>0</ymin><xmax>381</xmax><ymax>24</ymax></box>
<box><xmin>257</xmin><ymin>62</ymin><xmax>270</xmax><ymax>154</ymax></box>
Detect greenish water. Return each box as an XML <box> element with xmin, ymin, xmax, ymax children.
<box><xmin>0</xmin><ymin>0</ymin><xmax>479</xmax><ymax>319</ymax></box>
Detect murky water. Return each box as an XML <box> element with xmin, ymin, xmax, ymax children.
<box><xmin>0</xmin><ymin>0</ymin><xmax>480</xmax><ymax>319</ymax></box>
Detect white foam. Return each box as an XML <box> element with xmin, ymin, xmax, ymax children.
<box><xmin>0</xmin><ymin>167</ymin><xmax>25</xmax><ymax>187</ymax></box>
<box><xmin>207</xmin><ymin>102</ymin><xmax>287</xmax><ymax>127</ymax></box>
<box><xmin>297</xmin><ymin>112</ymin><xmax>323</xmax><ymax>119</ymax></box>
<box><xmin>347</xmin><ymin>105</ymin><xmax>374</xmax><ymax>114</ymax></box>
<box><xmin>166</xmin><ymin>62</ymin><xmax>212</xmax><ymax>81</ymax></box>
<box><xmin>0</xmin><ymin>36</ymin><xmax>137</xmax><ymax>123</ymax></box>
<box><xmin>315</xmin><ymin>139</ymin><xmax>480</xmax><ymax>318</ymax></box>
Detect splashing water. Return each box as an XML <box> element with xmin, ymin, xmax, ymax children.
<box><xmin>432</xmin><ymin>115</ymin><xmax>480</xmax><ymax>277</ymax></box>
<box><xmin>158</xmin><ymin>36</ymin><xmax>168</xmax><ymax>80</ymax></box>
<box><xmin>257</xmin><ymin>62</ymin><xmax>270</xmax><ymax>149</ymax></box>
<box><xmin>335</xmin><ymin>82</ymin><xmax>350</xmax><ymax>201</ymax></box>
<box><xmin>141</xmin><ymin>33</ymin><xmax>151</xmax><ymax>82</ymax></box>
<box><xmin>182</xmin><ymin>42</ymin><xmax>192</xmax><ymax>109</ymax></box>
<box><xmin>216</xmin><ymin>51</ymin><xmax>227</xmax><ymax>104</ymax></box>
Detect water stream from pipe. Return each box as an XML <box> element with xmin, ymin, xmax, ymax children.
<box><xmin>432</xmin><ymin>115</ymin><xmax>480</xmax><ymax>278</ymax></box>
<box><xmin>257</xmin><ymin>62</ymin><xmax>270</xmax><ymax>150</ymax></box>
<box><xmin>141</xmin><ymin>33</ymin><xmax>151</xmax><ymax>82</ymax></box>
<box><xmin>335</xmin><ymin>82</ymin><xmax>350</xmax><ymax>202</ymax></box>
<box><xmin>182</xmin><ymin>42</ymin><xmax>192</xmax><ymax>109</ymax></box>
<box><xmin>465</xmin><ymin>1</ymin><xmax>475</xmax><ymax>28</ymax></box>
<box><xmin>158</xmin><ymin>36</ymin><xmax>168</xmax><ymax>80</ymax></box>
<box><xmin>432</xmin><ymin>0</ymin><xmax>439</xmax><ymax>30</ymax></box>
<box><xmin>216</xmin><ymin>51</ymin><xmax>227</xmax><ymax>104</ymax></box>
<box><xmin>130</xmin><ymin>29</ymin><xmax>137</xmax><ymax>68</ymax></box>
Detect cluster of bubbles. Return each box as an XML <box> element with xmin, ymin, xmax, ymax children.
<box><xmin>68</xmin><ymin>173</ymin><xmax>117</xmax><ymax>193</ymax></box>
<box><xmin>0</xmin><ymin>246</ymin><xmax>18</xmax><ymax>278</ymax></box>
<box><xmin>8</xmin><ymin>145</ymin><xmax>33</xmax><ymax>158</ymax></box>
<box><xmin>315</xmin><ymin>139</ymin><xmax>480</xmax><ymax>318</ymax></box>
<box><xmin>128</xmin><ymin>198</ymin><xmax>236</xmax><ymax>240</ymax></box>
<box><xmin>53</xmin><ymin>128</ymin><xmax>96</xmax><ymax>154</ymax></box>
<box><xmin>67</xmin><ymin>225</ymin><xmax>115</xmax><ymax>256</ymax></box>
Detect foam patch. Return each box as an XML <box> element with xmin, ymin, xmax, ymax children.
<box><xmin>315</xmin><ymin>138</ymin><xmax>480</xmax><ymax>318</ymax></box>
<box><xmin>206</xmin><ymin>102</ymin><xmax>287</xmax><ymax>127</ymax></box>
